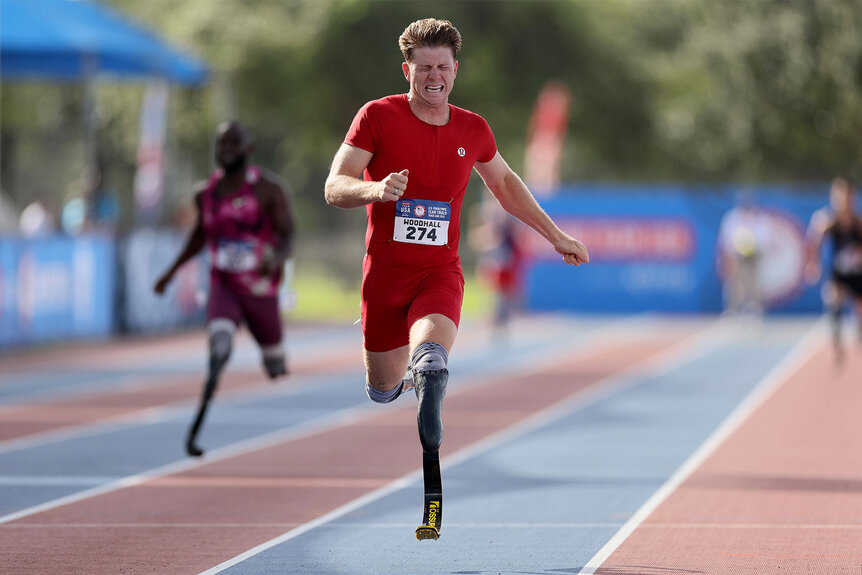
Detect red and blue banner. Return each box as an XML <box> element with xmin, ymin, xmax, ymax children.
<box><xmin>0</xmin><ymin>235</ymin><xmax>116</xmax><ymax>347</ymax></box>
<box><xmin>522</xmin><ymin>184</ymin><xmax>830</xmax><ymax>314</ymax></box>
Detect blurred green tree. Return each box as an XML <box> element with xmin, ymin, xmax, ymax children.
<box><xmin>105</xmin><ymin>0</ymin><xmax>656</xmax><ymax>226</ymax></box>
<box><xmin>4</xmin><ymin>0</ymin><xmax>862</xmax><ymax>237</ymax></box>
<box><xmin>629</xmin><ymin>0</ymin><xmax>862</xmax><ymax>182</ymax></box>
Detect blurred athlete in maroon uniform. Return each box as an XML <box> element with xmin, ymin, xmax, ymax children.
<box><xmin>155</xmin><ymin>121</ymin><xmax>295</xmax><ymax>456</ymax></box>
<box><xmin>805</xmin><ymin>177</ymin><xmax>862</xmax><ymax>363</ymax></box>
<box><xmin>324</xmin><ymin>18</ymin><xmax>588</xmax><ymax>539</ymax></box>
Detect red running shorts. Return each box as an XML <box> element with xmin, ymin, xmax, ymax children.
<box><xmin>361</xmin><ymin>256</ymin><xmax>464</xmax><ymax>352</ymax></box>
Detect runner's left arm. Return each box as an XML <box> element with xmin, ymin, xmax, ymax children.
<box><xmin>475</xmin><ymin>152</ymin><xmax>589</xmax><ymax>266</ymax></box>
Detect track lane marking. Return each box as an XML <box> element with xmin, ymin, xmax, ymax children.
<box><xmin>576</xmin><ymin>318</ymin><xmax>827</xmax><ymax>575</ymax></box>
<box><xmin>4</xmin><ymin>521</ymin><xmax>861</xmax><ymax>530</ymax></box>
<box><xmin>0</xmin><ymin>316</ymin><xmax>644</xmax><ymax>526</ymax></box>
<box><xmin>0</xmin><ymin>314</ymin><xmax>581</xmax><ymax>449</ymax></box>
<box><xmin>198</xmin><ymin>318</ymin><xmax>732</xmax><ymax>575</ymax></box>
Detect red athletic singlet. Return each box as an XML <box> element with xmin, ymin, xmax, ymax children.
<box><xmin>345</xmin><ymin>94</ymin><xmax>497</xmax><ymax>268</ymax></box>
<box><xmin>344</xmin><ymin>94</ymin><xmax>497</xmax><ymax>351</ymax></box>
<box><xmin>201</xmin><ymin>166</ymin><xmax>282</xmax><ymax>297</ymax></box>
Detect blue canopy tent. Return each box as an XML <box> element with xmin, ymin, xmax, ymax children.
<box><xmin>0</xmin><ymin>0</ymin><xmax>207</xmax><ymax>84</ymax></box>
<box><xmin>0</xmin><ymin>0</ymin><xmax>208</xmax><ymax>225</ymax></box>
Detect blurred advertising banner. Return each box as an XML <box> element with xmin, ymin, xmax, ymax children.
<box><xmin>522</xmin><ymin>184</ymin><xmax>828</xmax><ymax>314</ymax></box>
<box><xmin>0</xmin><ymin>236</ymin><xmax>116</xmax><ymax>347</ymax></box>
<box><xmin>121</xmin><ymin>228</ymin><xmax>207</xmax><ymax>333</ymax></box>
<box><xmin>133</xmin><ymin>81</ymin><xmax>169</xmax><ymax>225</ymax></box>
<box><xmin>524</xmin><ymin>81</ymin><xmax>570</xmax><ymax>197</ymax></box>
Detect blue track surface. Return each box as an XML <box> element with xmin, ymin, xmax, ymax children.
<box><xmin>209</xmin><ymin>318</ymin><xmax>814</xmax><ymax>575</ymax></box>
<box><xmin>0</xmin><ymin>315</ymin><xmax>822</xmax><ymax>574</ymax></box>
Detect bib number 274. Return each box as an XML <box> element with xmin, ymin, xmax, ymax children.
<box><xmin>393</xmin><ymin>199</ymin><xmax>450</xmax><ymax>246</ymax></box>
<box><xmin>405</xmin><ymin>225</ymin><xmax>438</xmax><ymax>243</ymax></box>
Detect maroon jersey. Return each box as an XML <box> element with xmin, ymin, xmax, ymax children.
<box><xmin>201</xmin><ymin>166</ymin><xmax>281</xmax><ymax>297</ymax></box>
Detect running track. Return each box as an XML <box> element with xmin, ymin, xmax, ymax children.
<box><xmin>0</xmin><ymin>314</ymin><xmax>859</xmax><ymax>574</ymax></box>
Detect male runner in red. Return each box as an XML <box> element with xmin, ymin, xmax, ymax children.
<box><xmin>805</xmin><ymin>177</ymin><xmax>862</xmax><ymax>363</ymax></box>
<box><xmin>324</xmin><ymin>18</ymin><xmax>588</xmax><ymax>539</ymax></box>
<box><xmin>155</xmin><ymin>121</ymin><xmax>295</xmax><ymax>457</ymax></box>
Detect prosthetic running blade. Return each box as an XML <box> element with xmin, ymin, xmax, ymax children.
<box><xmin>416</xmin><ymin>451</ymin><xmax>442</xmax><ymax>540</ymax></box>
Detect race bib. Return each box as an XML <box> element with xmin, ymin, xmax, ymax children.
<box><xmin>393</xmin><ymin>199</ymin><xmax>450</xmax><ymax>246</ymax></box>
<box><xmin>834</xmin><ymin>248</ymin><xmax>862</xmax><ymax>274</ymax></box>
<box><xmin>214</xmin><ymin>240</ymin><xmax>258</xmax><ymax>273</ymax></box>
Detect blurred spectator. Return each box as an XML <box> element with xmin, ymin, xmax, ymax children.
<box><xmin>60</xmin><ymin>197</ymin><xmax>87</xmax><ymax>235</ymax></box>
<box><xmin>717</xmin><ymin>191</ymin><xmax>769</xmax><ymax>316</ymax></box>
<box><xmin>470</xmin><ymin>195</ymin><xmax>526</xmax><ymax>340</ymax></box>
<box><xmin>86</xmin><ymin>165</ymin><xmax>120</xmax><ymax>233</ymax></box>
<box><xmin>804</xmin><ymin>177</ymin><xmax>862</xmax><ymax>363</ymax></box>
<box><xmin>19</xmin><ymin>199</ymin><xmax>58</xmax><ymax>237</ymax></box>
<box><xmin>61</xmin><ymin>164</ymin><xmax>120</xmax><ymax>236</ymax></box>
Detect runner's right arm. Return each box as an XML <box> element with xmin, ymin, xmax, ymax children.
<box><xmin>256</xmin><ymin>176</ymin><xmax>295</xmax><ymax>277</ymax></box>
<box><xmin>324</xmin><ymin>144</ymin><xmax>408</xmax><ymax>208</ymax></box>
<box><xmin>475</xmin><ymin>152</ymin><xmax>588</xmax><ymax>266</ymax></box>
<box><xmin>154</xmin><ymin>190</ymin><xmax>206</xmax><ymax>294</ymax></box>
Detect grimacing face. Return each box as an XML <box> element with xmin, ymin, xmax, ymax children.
<box><xmin>403</xmin><ymin>46</ymin><xmax>458</xmax><ymax>110</ymax></box>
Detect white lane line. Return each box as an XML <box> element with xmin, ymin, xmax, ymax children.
<box><xmin>3</xmin><ymin>521</ymin><xmax>859</xmax><ymax>530</ymax></box>
<box><xmin>0</xmin><ymin>476</ymin><xmax>121</xmax><ymax>486</ymax></box>
<box><xmin>0</xmin><ymin>314</ymin><xmax>591</xmax><ymax>455</ymax></box>
<box><xmin>0</xmin><ymin>373</ymin><xmax>348</xmax><ymax>457</ymax></box>
<box><xmin>0</xmin><ymin>403</ymin><xmax>378</xmax><ymax>525</ymax></box>
<box><xmin>199</xmin><ymin>318</ymin><xmax>732</xmax><ymax>575</ymax></box>
<box><xmin>0</xmin><ymin>314</ymin><xmax>639</xmax><ymax>459</ymax></box>
<box><xmin>0</xmin><ymin>523</ymin><xmax>308</xmax><ymax>529</ymax></box>
<box><xmin>327</xmin><ymin>521</ymin><xmax>862</xmax><ymax>530</ymax></box>
<box><xmin>0</xmin><ymin>405</ymin><xmax>192</xmax><ymax>456</ymax></box>
<box><xmin>0</xmin><ymin>522</ymin><xmax>624</xmax><ymax>529</ymax></box>
<box><xmin>0</xmin><ymin>316</ymin><xmax>638</xmax><ymax>526</ymax></box>
<box><xmin>576</xmin><ymin>318</ymin><xmax>827</xmax><ymax>575</ymax></box>
<box><xmin>641</xmin><ymin>522</ymin><xmax>862</xmax><ymax>529</ymax></box>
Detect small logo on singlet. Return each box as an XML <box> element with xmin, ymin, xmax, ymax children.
<box><xmin>232</xmin><ymin>197</ymin><xmax>247</xmax><ymax>209</ymax></box>
<box><xmin>457</xmin><ymin>147</ymin><xmax>466</xmax><ymax>157</ymax></box>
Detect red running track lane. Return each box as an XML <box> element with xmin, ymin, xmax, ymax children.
<box><xmin>0</xmin><ymin>329</ymin><xmax>696</xmax><ymax>575</ymax></box>
<box><xmin>0</xmin><ymin>330</ymin><xmax>225</xmax><ymax>373</ymax></box>
<box><xmin>593</xmin><ymin>334</ymin><xmax>862</xmax><ymax>574</ymax></box>
<box><xmin>0</xmin><ymin>318</ymin><xmax>562</xmax><ymax>445</ymax></box>
<box><xmin>0</xmin><ymin>333</ymin><xmax>363</xmax><ymax>444</ymax></box>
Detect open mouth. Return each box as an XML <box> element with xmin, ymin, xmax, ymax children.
<box><xmin>425</xmin><ymin>85</ymin><xmax>444</xmax><ymax>93</ymax></box>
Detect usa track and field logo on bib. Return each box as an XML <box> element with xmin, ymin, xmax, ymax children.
<box><xmin>393</xmin><ymin>199</ymin><xmax>450</xmax><ymax>246</ymax></box>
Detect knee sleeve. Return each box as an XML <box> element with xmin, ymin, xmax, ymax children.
<box><xmin>208</xmin><ymin>319</ymin><xmax>235</xmax><ymax>375</ymax></box>
<box><xmin>261</xmin><ymin>344</ymin><xmax>287</xmax><ymax>379</ymax></box>
<box><xmin>366</xmin><ymin>380</ymin><xmax>404</xmax><ymax>404</ymax></box>
<box><xmin>410</xmin><ymin>342</ymin><xmax>449</xmax><ymax>374</ymax></box>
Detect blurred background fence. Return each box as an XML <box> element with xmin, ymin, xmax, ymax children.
<box><xmin>3</xmin><ymin>0</ymin><xmax>862</xmax><ymax>348</ymax></box>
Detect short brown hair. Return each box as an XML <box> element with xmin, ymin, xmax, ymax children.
<box><xmin>399</xmin><ymin>18</ymin><xmax>461</xmax><ymax>62</ymax></box>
